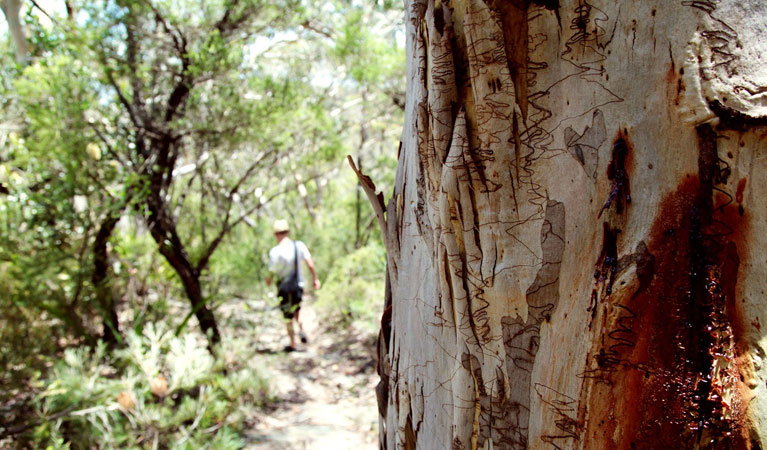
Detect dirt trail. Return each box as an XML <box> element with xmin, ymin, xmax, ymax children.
<box><xmin>237</xmin><ymin>299</ymin><xmax>379</xmax><ymax>449</ymax></box>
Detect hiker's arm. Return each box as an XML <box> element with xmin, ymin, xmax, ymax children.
<box><xmin>265</xmin><ymin>262</ymin><xmax>274</xmax><ymax>286</ymax></box>
<box><xmin>304</xmin><ymin>255</ymin><xmax>321</xmax><ymax>290</ymax></box>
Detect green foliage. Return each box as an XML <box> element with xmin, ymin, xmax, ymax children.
<box><xmin>208</xmin><ymin>223</ymin><xmax>270</xmax><ymax>299</ymax></box>
<box><xmin>315</xmin><ymin>242</ymin><xmax>386</xmax><ymax>332</ymax></box>
<box><xmin>0</xmin><ymin>292</ymin><xmax>53</xmax><ymax>403</ymax></box>
<box><xmin>1</xmin><ymin>0</ymin><xmax>404</xmax><ymax>443</ymax></box>
<box><xmin>0</xmin><ymin>46</ymin><xmax>131</xmax><ymax>347</ymax></box>
<box><xmin>111</xmin><ymin>224</ymin><xmax>181</xmax><ymax>333</ymax></box>
<box><xmin>29</xmin><ymin>324</ymin><xmax>269</xmax><ymax>449</ymax></box>
<box><xmin>333</xmin><ymin>8</ymin><xmax>404</xmax><ymax>86</ymax></box>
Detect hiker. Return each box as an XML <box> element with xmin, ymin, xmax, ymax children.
<box><xmin>266</xmin><ymin>219</ymin><xmax>321</xmax><ymax>351</ymax></box>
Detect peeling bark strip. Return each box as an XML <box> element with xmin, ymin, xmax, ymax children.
<box><xmin>709</xmin><ymin>100</ymin><xmax>767</xmax><ymax>131</ymax></box>
<box><xmin>565</xmin><ymin>109</ymin><xmax>606</xmax><ymax>181</ymax></box>
<box><xmin>499</xmin><ymin>200</ymin><xmax>566</xmax><ymax>449</ymax></box>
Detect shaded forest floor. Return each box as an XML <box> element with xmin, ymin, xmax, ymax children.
<box><xmin>0</xmin><ymin>297</ymin><xmax>379</xmax><ymax>449</ymax></box>
<box><xmin>221</xmin><ymin>298</ymin><xmax>379</xmax><ymax>449</ymax></box>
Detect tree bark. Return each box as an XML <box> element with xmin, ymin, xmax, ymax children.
<box><xmin>377</xmin><ymin>1</ymin><xmax>767</xmax><ymax>448</ymax></box>
<box><xmin>145</xmin><ymin>191</ymin><xmax>222</xmax><ymax>346</ymax></box>
<box><xmin>1</xmin><ymin>0</ymin><xmax>28</xmax><ymax>64</ymax></box>
<box><xmin>92</xmin><ymin>213</ymin><xmax>122</xmax><ymax>346</ymax></box>
<box><xmin>64</xmin><ymin>0</ymin><xmax>76</xmax><ymax>22</ymax></box>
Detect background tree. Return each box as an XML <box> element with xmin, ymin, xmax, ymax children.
<box><xmin>9</xmin><ymin>53</ymin><xmax>128</xmax><ymax>345</ymax></box>
<box><xmin>274</xmin><ymin>0</ymin><xmax>405</xmax><ymax>246</ymax></box>
<box><xmin>0</xmin><ymin>0</ymin><xmax>406</xmax><ymax>445</ymax></box>
<box><xmin>1</xmin><ymin>0</ymin><xmax>404</xmax><ymax>353</ymax></box>
<box><xmin>17</xmin><ymin>0</ymin><xmax>338</xmax><ymax>347</ymax></box>
<box><xmin>0</xmin><ymin>0</ymin><xmax>28</xmax><ymax>64</ymax></box>
<box><xmin>250</xmin><ymin>0</ymin><xmax>405</xmax><ymax>325</ymax></box>
<box><xmin>374</xmin><ymin>0</ymin><xmax>767</xmax><ymax>448</ymax></box>
<box><xmin>83</xmin><ymin>0</ymin><xmax>290</xmax><ymax>345</ymax></box>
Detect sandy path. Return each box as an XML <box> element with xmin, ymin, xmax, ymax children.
<box><xmin>237</xmin><ymin>300</ymin><xmax>379</xmax><ymax>449</ymax></box>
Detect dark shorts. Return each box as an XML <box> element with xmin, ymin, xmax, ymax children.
<box><xmin>278</xmin><ymin>288</ymin><xmax>303</xmax><ymax>319</ymax></box>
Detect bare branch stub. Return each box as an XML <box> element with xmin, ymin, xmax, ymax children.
<box><xmin>347</xmin><ymin>155</ymin><xmax>388</xmax><ymax>242</ymax></box>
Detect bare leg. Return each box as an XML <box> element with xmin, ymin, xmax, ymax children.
<box><xmin>293</xmin><ymin>308</ymin><xmax>308</xmax><ymax>344</ymax></box>
<box><xmin>294</xmin><ymin>308</ymin><xmax>304</xmax><ymax>333</ymax></box>
<box><xmin>286</xmin><ymin>319</ymin><xmax>296</xmax><ymax>348</ymax></box>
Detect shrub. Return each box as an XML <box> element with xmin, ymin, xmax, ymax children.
<box><xmin>314</xmin><ymin>242</ymin><xmax>386</xmax><ymax>332</ymax></box>
<box><xmin>28</xmin><ymin>324</ymin><xmax>269</xmax><ymax>449</ymax></box>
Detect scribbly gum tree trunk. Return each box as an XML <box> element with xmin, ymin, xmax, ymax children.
<box><xmin>374</xmin><ymin>0</ymin><xmax>767</xmax><ymax>448</ymax></box>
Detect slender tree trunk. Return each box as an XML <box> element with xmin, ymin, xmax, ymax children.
<box><xmin>138</xmin><ymin>131</ymin><xmax>221</xmax><ymax>346</ymax></box>
<box><xmin>376</xmin><ymin>1</ymin><xmax>767</xmax><ymax>448</ymax></box>
<box><xmin>92</xmin><ymin>214</ymin><xmax>122</xmax><ymax>346</ymax></box>
<box><xmin>0</xmin><ymin>0</ymin><xmax>28</xmax><ymax>64</ymax></box>
<box><xmin>145</xmin><ymin>196</ymin><xmax>222</xmax><ymax>346</ymax></box>
<box><xmin>172</xmin><ymin>260</ymin><xmax>220</xmax><ymax>345</ymax></box>
<box><xmin>356</xmin><ymin>154</ymin><xmax>364</xmax><ymax>249</ymax></box>
<box><xmin>64</xmin><ymin>0</ymin><xmax>76</xmax><ymax>22</ymax></box>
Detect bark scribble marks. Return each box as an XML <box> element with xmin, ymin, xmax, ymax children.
<box><xmin>426</xmin><ymin>1</ymin><xmax>458</xmax><ymax>179</ymax></box>
<box><xmin>682</xmin><ymin>0</ymin><xmax>717</xmax><ymax>14</ymax></box>
<box><xmin>535</xmin><ymin>383</ymin><xmax>580</xmax><ymax>447</ymax></box>
<box><xmin>499</xmin><ymin>200</ymin><xmax>567</xmax><ymax>449</ymax></box>
<box><xmin>583</xmin><ymin>240</ymin><xmax>655</xmax><ymax>379</ymax></box>
<box><xmin>500</xmin><ymin>317</ymin><xmax>536</xmax><ymax>449</ymax></box>
<box><xmin>630</xmin><ymin>174</ymin><xmax>746</xmax><ymax>448</ymax></box>
<box><xmin>560</xmin><ymin>1</ymin><xmax>623</xmax><ymax>113</ymax></box>
<box><xmin>409</xmin><ymin>0</ymin><xmax>426</xmax><ymax>23</ymax></box>
<box><xmin>461</xmin><ymin>352</ymin><xmax>493</xmax><ymax>448</ymax></box>
<box><xmin>441</xmin><ymin>110</ymin><xmax>495</xmax><ymax>347</ymax></box>
<box><xmin>564</xmin><ymin>109</ymin><xmax>606</xmax><ymax>181</ymax></box>
<box><xmin>685</xmin><ymin>124</ymin><xmax>746</xmax><ymax>446</ymax></box>
<box><xmin>682</xmin><ymin>0</ymin><xmax>767</xmax><ymax>131</ymax></box>
<box><xmin>598</xmin><ymin>138</ymin><xmax>631</xmax><ymax>218</ymax></box>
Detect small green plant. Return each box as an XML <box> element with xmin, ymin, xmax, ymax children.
<box><xmin>28</xmin><ymin>324</ymin><xmax>269</xmax><ymax>449</ymax></box>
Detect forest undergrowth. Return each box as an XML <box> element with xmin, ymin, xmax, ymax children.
<box><xmin>1</xmin><ymin>294</ymin><xmax>379</xmax><ymax>449</ymax></box>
